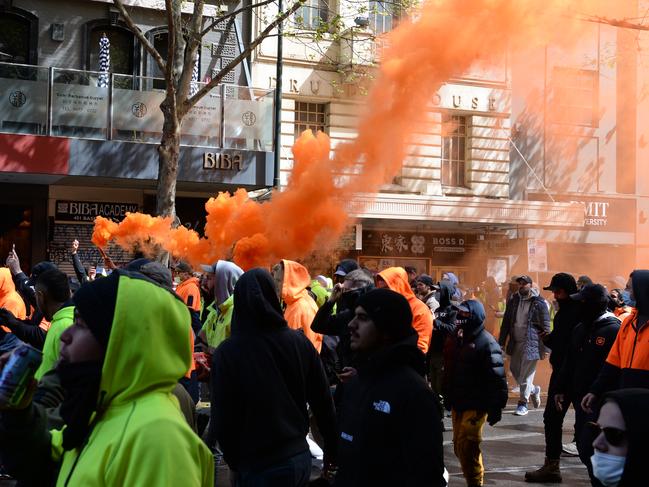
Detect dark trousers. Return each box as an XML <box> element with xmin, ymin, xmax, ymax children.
<box><xmin>574</xmin><ymin>400</ymin><xmax>604</xmax><ymax>487</ymax></box>
<box><xmin>543</xmin><ymin>372</ymin><xmax>570</xmax><ymax>459</ymax></box>
<box><xmin>232</xmin><ymin>450</ymin><xmax>312</xmax><ymax>487</ymax></box>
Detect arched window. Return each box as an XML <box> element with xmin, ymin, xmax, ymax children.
<box><xmin>0</xmin><ymin>7</ymin><xmax>38</xmax><ymax>65</ymax></box>
<box><xmin>84</xmin><ymin>20</ymin><xmax>138</xmax><ymax>88</ymax></box>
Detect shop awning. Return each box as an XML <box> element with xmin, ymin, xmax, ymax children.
<box><xmin>348</xmin><ymin>192</ymin><xmax>584</xmax><ymax>228</ymax></box>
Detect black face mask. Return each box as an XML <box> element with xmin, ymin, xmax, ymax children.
<box><xmin>58</xmin><ymin>361</ymin><xmax>103</xmax><ymax>450</ymax></box>
<box><xmin>579</xmin><ymin>301</ymin><xmax>606</xmax><ymax>324</ymax></box>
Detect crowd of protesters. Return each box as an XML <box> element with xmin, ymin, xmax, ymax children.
<box><xmin>0</xmin><ymin>241</ymin><xmax>647</xmax><ymax>487</ymax></box>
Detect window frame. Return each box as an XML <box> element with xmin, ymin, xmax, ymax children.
<box><xmin>82</xmin><ymin>19</ymin><xmax>140</xmax><ymax>78</ymax></box>
<box><xmin>293</xmin><ymin>0</ymin><xmax>330</xmax><ymax>30</ymax></box>
<box><xmin>294</xmin><ymin>101</ymin><xmax>328</xmax><ymax>140</ymax></box>
<box><xmin>368</xmin><ymin>0</ymin><xmax>399</xmax><ymax>35</ymax></box>
<box><xmin>0</xmin><ymin>6</ymin><xmax>39</xmax><ymax>65</ymax></box>
<box><xmin>441</xmin><ymin>113</ymin><xmax>469</xmax><ymax>188</ymax></box>
<box><xmin>550</xmin><ymin>66</ymin><xmax>599</xmax><ymax>128</ymax></box>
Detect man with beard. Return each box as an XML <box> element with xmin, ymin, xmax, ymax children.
<box><xmin>550</xmin><ymin>284</ymin><xmax>620</xmax><ymax>486</ymax></box>
<box><xmin>335</xmin><ymin>288</ymin><xmax>445</xmax><ymax>486</ymax></box>
<box><xmin>0</xmin><ymin>270</ymin><xmax>213</xmax><ymax>486</ymax></box>
<box><xmin>499</xmin><ymin>275</ymin><xmax>551</xmax><ymax>416</ymax></box>
<box><xmin>525</xmin><ymin>273</ymin><xmax>580</xmax><ymax>483</ymax></box>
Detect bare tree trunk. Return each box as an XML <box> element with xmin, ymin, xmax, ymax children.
<box><xmin>156</xmin><ymin>96</ymin><xmax>182</xmax><ymax>219</ymax></box>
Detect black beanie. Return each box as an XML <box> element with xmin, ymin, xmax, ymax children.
<box><xmin>356</xmin><ymin>288</ymin><xmax>414</xmax><ymax>342</ymax></box>
<box><xmin>72</xmin><ymin>271</ymin><xmax>119</xmax><ymax>349</ymax></box>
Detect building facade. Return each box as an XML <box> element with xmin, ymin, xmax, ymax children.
<box><xmin>0</xmin><ymin>0</ymin><xmax>272</xmax><ymax>274</ymax></box>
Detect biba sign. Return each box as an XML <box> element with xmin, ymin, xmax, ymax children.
<box><xmin>203</xmin><ymin>152</ymin><xmax>245</xmax><ymax>171</ymax></box>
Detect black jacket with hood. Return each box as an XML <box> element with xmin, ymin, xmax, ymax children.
<box><xmin>590</xmin><ymin>270</ymin><xmax>649</xmax><ymax>395</ymax></box>
<box><xmin>556</xmin><ymin>311</ymin><xmax>620</xmax><ymax>401</ymax></box>
<box><xmin>602</xmin><ymin>388</ymin><xmax>649</xmax><ymax>486</ymax></box>
<box><xmin>210</xmin><ymin>268</ymin><xmax>336</xmax><ymax>472</ymax></box>
<box><xmin>544</xmin><ymin>297</ymin><xmax>581</xmax><ymax>370</ymax></box>
<box><xmin>442</xmin><ymin>300</ymin><xmax>508</xmax><ymax>414</ymax></box>
<box><xmin>430</xmin><ymin>281</ymin><xmax>457</xmax><ymax>354</ymax></box>
<box><xmin>334</xmin><ymin>332</ymin><xmax>445</xmax><ymax>486</ymax></box>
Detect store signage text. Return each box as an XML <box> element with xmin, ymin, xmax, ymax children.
<box><xmin>56</xmin><ymin>200</ymin><xmax>139</xmax><ymax>222</ymax></box>
<box><xmin>203</xmin><ymin>151</ymin><xmax>245</xmax><ymax>171</ymax></box>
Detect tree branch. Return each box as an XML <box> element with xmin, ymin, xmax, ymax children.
<box><xmin>185</xmin><ymin>0</ymin><xmax>306</xmax><ymax>111</ymax></box>
<box><xmin>178</xmin><ymin>0</ymin><xmax>205</xmax><ymax>102</ymax></box>
<box><xmin>114</xmin><ymin>0</ymin><xmax>166</xmax><ymax>73</ymax></box>
<box><xmin>200</xmin><ymin>0</ymin><xmax>278</xmax><ymax>37</ymax></box>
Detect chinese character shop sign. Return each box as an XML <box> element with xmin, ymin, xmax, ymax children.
<box><xmin>364</xmin><ymin>231</ymin><xmax>475</xmax><ymax>257</ymax></box>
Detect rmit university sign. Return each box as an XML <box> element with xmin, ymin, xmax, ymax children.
<box><xmin>203</xmin><ymin>151</ymin><xmax>245</xmax><ymax>171</ymax></box>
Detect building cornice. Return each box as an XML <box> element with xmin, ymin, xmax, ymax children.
<box><xmin>348</xmin><ymin>193</ymin><xmax>584</xmax><ymax>228</ymax></box>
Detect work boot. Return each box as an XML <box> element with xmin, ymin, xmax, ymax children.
<box><xmin>524</xmin><ymin>457</ymin><xmax>562</xmax><ymax>483</ymax></box>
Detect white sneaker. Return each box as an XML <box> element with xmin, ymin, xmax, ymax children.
<box><xmin>511</xmin><ymin>386</ymin><xmax>520</xmax><ymax>393</ymax></box>
<box><xmin>562</xmin><ymin>441</ymin><xmax>579</xmax><ymax>457</ymax></box>
<box><xmin>514</xmin><ymin>404</ymin><xmax>529</xmax><ymax>416</ymax></box>
<box><xmin>531</xmin><ymin>385</ymin><xmax>542</xmax><ymax>408</ymax></box>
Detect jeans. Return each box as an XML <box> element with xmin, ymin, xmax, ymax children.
<box><xmin>232</xmin><ymin>449</ymin><xmax>312</xmax><ymax>487</ymax></box>
<box><xmin>0</xmin><ymin>333</ymin><xmax>23</xmax><ymax>354</ymax></box>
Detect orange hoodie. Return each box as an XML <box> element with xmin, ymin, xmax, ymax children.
<box><xmin>0</xmin><ymin>267</ymin><xmax>27</xmax><ymax>333</ymax></box>
<box><xmin>281</xmin><ymin>260</ymin><xmax>321</xmax><ymax>352</ymax></box>
<box><xmin>377</xmin><ymin>267</ymin><xmax>433</xmax><ymax>354</ymax></box>
<box><xmin>176</xmin><ymin>276</ymin><xmax>201</xmax><ymax>312</ymax></box>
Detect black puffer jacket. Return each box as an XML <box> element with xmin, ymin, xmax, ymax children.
<box><xmin>443</xmin><ymin>300</ymin><xmax>508</xmax><ymax>414</ymax></box>
<box><xmin>335</xmin><ymin>333</ymin><xmax>445</xmax><ymax>486</ymax></box>
<box><xmin>556</xmin><ymin>312</ymin><xmax>620</xmax><ymax>400</ymax></box>
<box><xmin>430</xmin><ymin>281</ymin><xmax>457</xmax><ymax>354</ymax></box>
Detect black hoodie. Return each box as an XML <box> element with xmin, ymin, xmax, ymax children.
<box><xmin>209</xmin><ymin>268</ymin><xmax>336</xmax><ymax>472</ymax></box>
<box><xmin>335</xmin><ymin>332</ymin><xmax>445</xmax><ymax>486</ymax></box>
<box><xmin>590</xmin><ymin>270</ymin><xmax>649</xmax><ymax>395</ymax></box>
<box><xmin>556</xmin><ymin>312</ymin><xmax>620</xmax><ymax>400</ymax></box>
<box><xmin>544</xmin><ymin>297</ymin><xmax>580</xmax><ymax>370</ymax></box>
<box><xmin>442</xmin><ymin>300</ymin><xmax>508</xmax><ymax>413</ymax></box>
<box><xmin>430</xmin><ymin>280</ymin><xmax>457</xmax><ymax>354</ymax></box>
<box><xmin>601</xmin><ymin>389</ymin><xmax>649</xmax><ymax>486</ymax></box>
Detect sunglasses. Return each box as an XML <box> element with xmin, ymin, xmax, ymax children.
<box><xmin>586</xmin><ymin>422</ymin><xmax>627</xmax><ymax>446</ymax></box>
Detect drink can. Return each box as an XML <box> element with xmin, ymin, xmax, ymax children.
<box><xmin>0</xmin><ymin>344</ymin><xmax>42</xmax><ymax>408</ymax></box>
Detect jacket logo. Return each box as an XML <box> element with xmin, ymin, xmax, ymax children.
<box><xmin>596</xmin><ymin>336</ymin><xmax>605</xmax><ymax>346</ymax></box>
<box><xmin>341</xmin><ymin>432</ymin><xmax>353</xmax><ymax>442</ymax></box>
<box><xmin>373</xmin><ymin>400</ymin><xmax>391</xmax><ymax>414</ymax></box>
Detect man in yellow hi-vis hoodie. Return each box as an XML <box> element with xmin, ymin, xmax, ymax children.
<box><xmin>0</xmin><ymin>270</ymin><xmax>214</xmax><ymax>486</ymax></box>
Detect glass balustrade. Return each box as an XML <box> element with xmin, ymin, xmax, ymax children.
<box><xmin>0</xmin><ymin>62</ymin><xmax>274</xmax><ymax>152</ymax></box>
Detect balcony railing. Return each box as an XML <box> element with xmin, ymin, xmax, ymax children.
<box><xmin>0</xmin><ymin>62</ymin><xmax>274</xmax><ymax>151</ymax></box>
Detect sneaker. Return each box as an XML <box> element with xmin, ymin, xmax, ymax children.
<box><xmin>531</xmin><ymin>385</ymin><xmax>542</xmax><ymax>409</ymax></box>
<box><xmin>515</xmin><ymin>404</ymin><xmax>529</xmax><ymax>416</ymax></box>
<box><xmin>511</xmin><ymin>386</ymin><xmax>521</xmax><ymax>393</ymax></box>
<box><xmin>562</xmin><ymin>441</ymin><xmax>579</xmax><ymax>457</ymax></box>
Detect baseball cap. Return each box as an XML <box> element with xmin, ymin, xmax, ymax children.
<box><xmin>200</xmin><ymin>263</ymin><xmax>217</xmax><ymax>274</ymax></box>
<box><xmin>543</xmin><ymin>273</ymin><xmax>577</xmax><ymax>293</ymax></box>
<box><xmin>416</xmin><ymin>274</ymin><xmax>437</xmax><ymax>289</ymax></box>
<box><xmin>26</xmin><ymin>261</ymin><xmax>58</xmax><ymax>287</ymax></box>
<box><xmin>570</xmin><ymin>283</ymin><xmax>608</xmax><ymax>303</ymax></box>
<box><xmin>174</xmin><ymin>261</ymin><xmax>192</xmax><ymax>273</ymax></box>
<box><xmin>516</xmin><ymin>275</ymin><xmax>533</xmax><ymax>285</ymax></box>
<box><xmin>334</xmin><ymin>259</ymin><xmax>359</xmax><ymax>277</ymax></box>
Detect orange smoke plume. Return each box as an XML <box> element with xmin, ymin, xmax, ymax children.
<box><xmin>93</xmin><ymin>0</ymin><xmax>611</xmax><ymax>269</ymax></box>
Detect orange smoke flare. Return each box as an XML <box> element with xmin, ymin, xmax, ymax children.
<box><xmin>93</xmin><ymin>0</ymin><xmax>611</xmax><ymax>269</ymax></box>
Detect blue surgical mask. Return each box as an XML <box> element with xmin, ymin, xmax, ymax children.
<box><xmin>591</xmin><ymin>451</ymin><xmax>625</xmax><ymax>486</ymax></box>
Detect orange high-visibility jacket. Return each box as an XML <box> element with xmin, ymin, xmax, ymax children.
<box><xmin>176</xmin><ymin>277</ymin><xmax>202</xmax><ymax>312</ymax></box>
<box><xmin>378</xmin><ymin>267</ymin><xmax>433</xmax><ymax>354</ymax></box>
<box><xmin>0</xmin><ymin>268</ymin><xmax>26</xmax><ymax>332</ymax></box>
<box><xmin>605</xmin><ymin>309</ymin><xmax>649</xmax><ymax>385</ymax></box>
<box><xmin>281</xmin><ymin>260</ymin><xmax>321</xmax><ymax>352</ymax></box>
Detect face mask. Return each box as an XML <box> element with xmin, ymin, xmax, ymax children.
<box><xmin>173</xmin><ymin>276</ymin><xmax>181</xmax><ymax>285</ymax></box>
<box><xmin>591</xmin><ymin>451</ymin><xmax>625</xmax><ymax>486</ymax></box>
